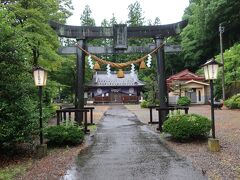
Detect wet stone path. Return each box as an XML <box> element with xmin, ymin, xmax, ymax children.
<box><xmin>63</xmin><ymin>105</ymin><xmax>207</xmax><ymax>180</ymax></box>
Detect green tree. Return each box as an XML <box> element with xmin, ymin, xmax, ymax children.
<box><xmin>0</xmin><ymin>0</ymin><xmax>72</xmax><ymax>145</ymax></box>
<box><xmin>153</xmin><ymin>17</ymin><xmax>161</xmax><ymax>25</ymax></box>
<box><xmin>80</xmin><ymin>5</ymin><xmax>95</xmax><ymax>26</ymax></box>
<box><xmin>127</xmin><ymin>1</ymin><xmax>149</xmax><ymax>47</ymax></box>
<box><xmin>180</xmin><ymin>0</ymin><xmax>240</xmax><ymax>100</ymax></box>
<box><xmin>127</xmin><ymin>1</ymin><xmax>144</xmax><ymax>26</ymax></box>
<box><xmin>215</xmin><ymin>43</ymin><xmax>240</xmax><ymax>97</ymax></box>
<box><xmin>79</xmin><ymin>5</ymin><xmax>98</xmax><ymax>85</ymax></box>
<box><xmin>126</xmin><ymin>1</ymin><xmax>161</xmax><ymax>103</ymax></box>
<box><xmin>0</xmin><ymin>7</ymin><xmax>38</xmax><ymax>145</ymax></box>
<box><xmin>101</xmin><ymin>19</ymin><xmax>109</xmax><ymax>27</ymax></box>
<box><xmin>181</xmin><ymin>0</ymin><xmax>240</xmax><ymax>70</ymax></box>
<box><xmin>6</xmin><ymin>0</ymin><xmax>73</xmax><ymax>67</ymax></box>
<box><xmin>109</xmin><ymin>13</ymin><xmax>117</xmax><ymax>25</ymax></box>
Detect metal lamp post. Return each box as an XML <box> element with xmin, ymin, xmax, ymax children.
<box><xmin>219</xmin><ymin>24</ymin><xmax>225</xmax><ymax>100</ymax></box>
<box><xmin>33</xmin><ymin>66</ymin><xmax>47</xmax><ymax>144</ymax></box>
<box><xmin>201</xmin><ymin>58</ymin><xmax>222</xmax><ymax>138</ymax></box>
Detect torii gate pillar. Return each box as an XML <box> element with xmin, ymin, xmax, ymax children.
<box><xmin>75</xmin><ymin>39</ymin><xmax>85</xmax><ymax>123</ymax></box>
<box><xmin>155</xmin><ymin>35</ymin><xmax>168</xmax><ymax>131</ymax></box>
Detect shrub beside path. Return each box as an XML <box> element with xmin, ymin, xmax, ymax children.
<box><xmin>125</xmin><ymin>104</ymin><xmax>240</xmax><ymax>179</ymax></box>
<box><xmin>17</xmin><ymin>105</ymin><xmax>109</xmax><ymax>180</ymax></box>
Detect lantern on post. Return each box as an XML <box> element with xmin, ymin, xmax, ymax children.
<box><xmin>33</xmin><ymin>66</ymin><xmax>47</xmax><ymax>87</ymax></box>
<box><xmin>202</xmin><ymin>58</ymin><xmax>222</xmax><ymax>81</ymax></box>
<box><xmin>201</xmin><ymin>58</ymin><xmax>222</xmax><ymax>152</ymax></box>
<box><xmin>33</xmin><ymin>66</ymin><xmax>47</xmax><ymax>145</ymax></box>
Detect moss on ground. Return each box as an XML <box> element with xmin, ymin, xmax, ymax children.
<box><xmin>88</xmin><ymin>125</ymin><xmax>97</xmax><ymax>132</ymax></box>
<box><xmin>0</xmin><ymin>161</ymin><xmax>31</xmax><ymax>180</ymax></box>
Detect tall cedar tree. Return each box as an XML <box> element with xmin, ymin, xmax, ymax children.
<box><xmin>0</xmin><ymin>0</ymin><xmax>72</xmax><ymax>145</ymax></box>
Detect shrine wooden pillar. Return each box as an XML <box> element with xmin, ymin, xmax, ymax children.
<box><xmin>75</xmin><ymin>39</ymin><xmax>85</xmax><ymax>123</ymax></box>
<box><xmin>155</xmin><ymin>35</ymin><xmax>168</xmax><ymax>131</ymax></box>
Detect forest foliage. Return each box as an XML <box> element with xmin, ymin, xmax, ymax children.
<box><xmin>1</xmin><ymin>0</ymin><xmax>240</xmax><ymax>146</ymax></box>
<box><xmin>181</xmin><ymin>0</ymin><xmax>240</xmax><ymax>97</ymax></box>
<box><xmin>0</xmin><ymin>0</ymin><xmax>72</xmax><ymax>145</ymax></box>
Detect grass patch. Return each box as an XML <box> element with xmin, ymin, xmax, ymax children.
<box><xmin>88</xmin><ymin>125</ymin><xmax>97</xmax><ymax>132</ymax></box>
<box><xmin>0</xmin><ymin>161</ymin><xmax>31</xmax><ymax>180</ymax></box>
<box><xmin>47</xmin><ymin>145</ymin><xmax>71</xmax><ymax>154</ymax></box>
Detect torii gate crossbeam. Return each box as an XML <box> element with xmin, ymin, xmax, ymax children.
<box><xmin>50</xmin><ymin>20</ymin><xmax>187</xmax><ymax>39</ymax></box>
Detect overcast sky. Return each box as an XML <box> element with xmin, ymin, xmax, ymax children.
<box><xmin>67</xmin><ymin>0</ymin><xmax>189</xmax><ymax>26</ymax></box>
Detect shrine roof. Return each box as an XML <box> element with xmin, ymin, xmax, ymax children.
<box><xmin>86</xmin><ymin>71</ymin><xmax>145</xmax><ymax>87</ymax></box>
<box><xmin>185</xmin><ymin>80</ymin><xmax>209</xmax><ymax>86</ymax></box>
<box><xmin>167</xmin><ymin>69</ymin><xmax>205</xmax><ymax>83</ymax></box>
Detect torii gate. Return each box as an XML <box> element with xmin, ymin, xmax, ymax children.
<box><xmin>50</xmin><ymin>20</ymin><xmax>187</xmax><ymax>128</ymax></box>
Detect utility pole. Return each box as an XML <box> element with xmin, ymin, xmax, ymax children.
<box><xmin>219</xmin><ymin>23</ymin><xmax>225</xmax><ymax>100</ymax></box>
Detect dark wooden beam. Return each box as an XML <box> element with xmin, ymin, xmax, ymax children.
<box><xmin>155</xmin><ymin>36</ymin><xmax>168</xmax><ymax>131</ymax></box>
<box><xmin>75</xmin><ymin>39</ymin><xmax>85</xmax><ymax>123</ymax></box>
<box><xmin>49</xmin><ymin>20</ymin><xmax>187</xmax><ymax>39</ymax></box>
<box><xmin>58</xmin><ymin>44</ymin><xmax>181</xmax><ymax>55</ymax></box>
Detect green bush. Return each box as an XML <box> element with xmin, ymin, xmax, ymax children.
<box><xmin>163</xmin><ymin>114</ymin><xmax>211</xmax><ymax>141</ymax></box>
<box><xmin>177</xmin><ymin>96</ymin><xmax>191</xmax><ymax>106</ymax></box>
<box><xmin>43</xmin><ymin>104</ymin><xmax>59</xmax><ymax>120</ymax></box>
<box><xmin>44</xmin><ymin>124</ymin><xmax>84</xmax><ymax>146</ymax></box>
<box><xmin>154</xmin><ymin>99</ymin><xmax>160</xmax><ymax>105</ymax></box>
<box><xmin>140</xmin><ymin>99</ymin><xmax>160</xmax><ymax>108</ymax></box>
<box><xmin>224</xmin><ymin>94</ymin><xmax>240</xmax><ymax>109</ymax></box>
<box><xmin>140</xmin><ymin>100</ymin><xmax>149</xmax><ymax>108</ymax></box>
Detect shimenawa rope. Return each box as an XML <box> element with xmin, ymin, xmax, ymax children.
<box><xmin>75</xmin><ymin>43</ymin><xmax>165</xmax><ymax>68</ymax></box>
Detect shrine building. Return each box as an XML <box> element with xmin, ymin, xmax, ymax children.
<box><xmin>86</xmin><ymin>71</ymin><xmax>144</xmax><ymax>103</ymax></box>
<box><xmin>167</xmin><ymin>69</ymin><xmax>210</xmax><ymax>104</ymax></box>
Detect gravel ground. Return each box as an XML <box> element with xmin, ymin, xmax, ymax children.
<box><xmin>17</xmin><ymin>145</ymin><xmax>86</xmax><ymax>180</ymax></box>
<box><xmin>125</xmin><ymin>104</ymin><xmax>240</xmax><ymax>180</ymax></box>
<box><xmin>17</xmin><ymin>105</ymin><xmax>109</xmax><ymax>180</ymax></box>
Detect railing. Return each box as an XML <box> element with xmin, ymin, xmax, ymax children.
<box><xmin>84</xmin><ymin>107</ymin><xmax>95</xmax><ymax>124</ymax></box>
<box><xmin>56</xmin><ymin>107</ymin><xmax>95</xmax><ymax>134</ymax></box>
<box><xmin>155</xmin><ymin>106</ymin><xmax>189</xmax><ymax>131</ymax></box>
<box><xmin>147</xmin><ymin>105</ymin><xmax>189</xmax><ymax>131</ymax></box>
<box><xmin>147</xmin><ymin>105</ymin><xmax>160</xmax><ymax>124</ymax></box>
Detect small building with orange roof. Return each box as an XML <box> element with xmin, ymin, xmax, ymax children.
<box><xmin>167</xmin><ymin>69</ymin><xmax>210</xmax><ymax>104</ymax></box>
